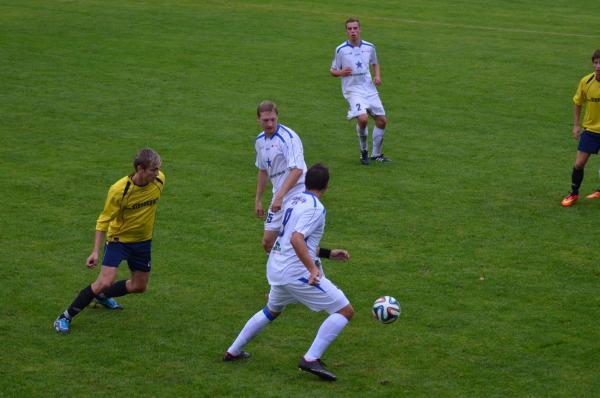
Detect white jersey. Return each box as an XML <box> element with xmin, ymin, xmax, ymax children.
<box><xmin>255</xmin><ymin>124</ymin><xmax>306</xmax><ymax>198</ymax></box>
<box><xmin>331</xmin><ymin>40</ymin><xmax>379</xmax><ymax>98</ymax></box>
<box><xmin>266</xmin><ymin>192</ymin><xmax>326</xmax><ymax>285</ymax></box>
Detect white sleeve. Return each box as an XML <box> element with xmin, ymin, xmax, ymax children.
<box><xmin>294</xmin><ymin>207</ymin><xmax>323</xmax><ymax>237</ymax></box>
<box><xmin>284</xmin><ymin>137</ymin><xmax>304</xmax><ymax>170</ymax></box>
<box><xmin>370</xmin><ymin>46</ymin><xmax>378</xmax><ymax>65</ymax></box>
<box><xmin>255</xmin><ymin>142</ymin><xmax>266</xmax><ymax>170</ymax></box>
<box><xmin>331</xmin><ymin>50</ymin><xmax>341</xmax><ymax>70</ymax></box>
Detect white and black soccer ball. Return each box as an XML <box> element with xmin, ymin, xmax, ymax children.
<box><xmin>372</xmin><ymin>296</ymin><xmax>401</xmax><ymax>324</ymax></box>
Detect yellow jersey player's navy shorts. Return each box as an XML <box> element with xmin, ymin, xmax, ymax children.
<box><xmin>577</xmin><ymin>130</ymin><xmax>600</xmax><ymax>154</ymax></box>
<box><xmin>102</xmin><ymin>240</ymin><xmax>152</xmax><ymax>272</ymax></box>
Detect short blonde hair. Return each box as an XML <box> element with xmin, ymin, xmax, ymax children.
<box><xmin>256</xmin><ymin>100</ymin><xmax>278</xmax><ymax>117</ymax></box>
<box><xmin>133</xmin><ymin>148</ymin><xmax>161</xmax><ymax>170</ymax></box>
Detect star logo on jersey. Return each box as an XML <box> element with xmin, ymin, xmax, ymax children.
<box><xmin>267</xmin><ymin>158</ymin><xmax>272</xmax><ymax>168</ymax></box>
<box><xmin>355</xmin><ymin>61</ymin><xmax>363</xmax><ymax>69</ymax></box>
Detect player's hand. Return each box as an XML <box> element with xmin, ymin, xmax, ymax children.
<box><xmin>271</xmin><ymin>197</ymin><xmax>283</xmax><ymax>213</ymax></box>
<box><xmin>341</xmin><ymin>67</ymin><xmax>353</xmax><ymax>77</ymax></box>
<box><xmin>86</xmin><ymin>252</ymin><xmax>99</xmax><ymax>268</ymax></box>
<box><xmin>330</xmin><ymin>249</ymin><xmax>350</xmax><ymax>261</ymax></box>
<box><xmin>308</xmin><ymin>268</ymin><xmax>322</xmax><ymax>285</ymax></box>
<box><xmin>256</xmin><ymin>203</ymin><xmax>265</xmax><ymax>218</ymax></box>
<box><xmin>573</xmin><ymin>125</ymin><xmax>581</xmax><ymax>140</ymax></box>
<box><xmin>374</xmin><ymin>76</ymin><xmax>382</xmax><ymax>86</ymax></box>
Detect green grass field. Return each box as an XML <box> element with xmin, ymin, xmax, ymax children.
<box><xmin>2</xmin><ymin>0</ymin><xmax>600</xmax><ymax>396</ymax></box>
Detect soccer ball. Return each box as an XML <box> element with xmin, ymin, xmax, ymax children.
<box><xmin>372</xmin><ymin>296</ymin><xmax>401</xmax><ymax>324</ymax></box>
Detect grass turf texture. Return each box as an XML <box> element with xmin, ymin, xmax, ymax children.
<box><xmin>1</xmin><ymin>0</ymin><xmax>600</xmax><ymax>396</ymax></box>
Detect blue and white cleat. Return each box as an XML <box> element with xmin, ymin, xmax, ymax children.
<box><xmin>370</xmin><ymin>154</ymin><xmax>392</xmax><ymax>162</ymax></box>
<box><xmin>54</xmin><ymin>316</ymin><xmax>71</xmax><ymax>334</ymax></box>
<box><xmin>95</xmin><ymin>296</ymin><xmax>123</xmax><ymax>310</ymax></box>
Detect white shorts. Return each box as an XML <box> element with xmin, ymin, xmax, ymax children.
<box><xmin>264</xmin><ymin>205</ymin><xmax>284</xmax><ymax>232</ymax></box>
<box><xmin>267</xmin><ymin>276</ymin><xmax>350</xmax><ymax>314</ymax></box>
<box><xmin>345</xmin><ymin>93</ymin><xmax>385</xmax><ymax>119</ymax></box>
<box><xmin>264</xmin><ymin>193</ymin><xmax>299</xmax><ymax>232</ymax></box>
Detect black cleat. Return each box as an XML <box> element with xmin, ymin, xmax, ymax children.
<box><xmin>360</xmin><ymin>150</ymin><xmax>369</xmax><ymax>165</ymax></box>
<box><xmin>223</xmin><ymin>351</ymin><xmax>251</xmax><ymax>362</ymax></box>
<box><xmin>298</xmin><ymin>357</ymin><xmax>337</xmax><ymax>381</ymax></box>
<box><xmin>370</xmin><ymin>154</ymin><xmax>391</xmax><ymax>162</ymax></box>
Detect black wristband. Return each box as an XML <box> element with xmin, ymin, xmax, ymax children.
<box><xmin>318</xmin><ymin>247</ymin><xmax>331</xmax><ymax>259</ymax></box>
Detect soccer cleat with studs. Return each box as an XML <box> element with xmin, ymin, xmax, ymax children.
<box><xmin>586</xmin><ymin>190</ymin><xmax>600</xmax><ymax>200</ymax></box>
<box><xmin>560</xmin><ymin>193</ymin><xmax>579</xmax><ymax>207</ymax></box>
<box><xmin>94</xmin><ymin>296</ymin><xmax>123</xmax><ymax>310</ymax></box>
<box><xmin>370</xmin><ymin>154</ymin><xmax>391</xmax><ymax>162</ymax></box>
<box><xmin>223</xmin><ymin>351</ymin><xmax>251</xmax><ymax>362</ymax></box>
<box><xmin>360</xmin><ymin>150</ymin><xmax>369</xmax><ymax>165</ymax></box>
<box><xmin>298</xmin><ymin>357</ymin><xmax>337</xmax><ymax>381</ymax></box>
<box><xmin>54</xmin><ymin>316</ymin><xmax>71</xmax><ymax>334</ymax></box>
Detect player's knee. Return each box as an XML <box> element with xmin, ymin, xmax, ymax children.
<box><xmin>338</xmin><ymin>304</ymin><xmax>354</xmax><ymax>321</ymax></box>
<box><xmin>376</xmin><ymin>117</ymin><xmax>387</xmax><ymax>129</ymax></box>
<box><xmin>129</xmin><ymin>284</ymin><xmax>146</xmax><ymax>293</ymax></box>
<box><xmin>357</xmin><ymin>115</ymin><xmax>368</xmax><ymax>127</ymax></box>
<box><xmin>127</xmin><ymin>279</ymin><xmax>147</xmax><ymax>293</ymax></box>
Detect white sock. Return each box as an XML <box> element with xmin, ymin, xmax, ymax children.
<box><xmin>356</xmin><ymin>125</ymin><xmax>368</xmax><ymax>152</ymax></box>
<box><xmin>304</xmin><ymin>313</ymin><xmax>349</xmax><ymax>361</ymax></box>
<box><xmin>227</xmin><ymin>308</ymin><xmax>273</xmax><ymax>355</ymax></box>
<box><xmin>372</xmin><ymin>127</ymin><xmax>385</xmax><ymax>157</ymax></box>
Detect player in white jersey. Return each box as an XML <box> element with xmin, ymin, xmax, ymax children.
<box><xmin>331</xmin><ymin>17</ymin><xmax>390</xmax><ymax>165</ymax></box>
<box><xmin>224</xmin><ymin>164</ymin><xmax>354</xmax><ymax>382</ymax></box>
<box><xmin>254</xmin><ymin>100</ymin><xmax>307</xmax><ymax>253</ymax></box>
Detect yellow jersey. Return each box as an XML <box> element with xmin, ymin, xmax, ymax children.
<box><xmin>95</xmin><ymin>171</ymin><xmax>165</xmax><ymax>243</ymax></box>
<box><xmin>573</xmin><ymin>72</ymin><xmax>600</xmax><ymax>134</ymax></box>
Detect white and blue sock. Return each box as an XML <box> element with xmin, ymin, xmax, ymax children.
<box><xmin>227</xmin><ymin>307</ymin><xmax>273</xmax><ymax>355</ymax></box>
<box><xmin>356</xmin><ymin>125</ymin><xmax>368</xmax><ymax>152</ymax></box>
<box><xmin>372</xmin><ymin>127</ymin><xmax>385</xmax><ymax>157</ymax></box>
<box><xmin>304</xmin><ymin>313</ymin><xmax>349</xmax><ymax>361</ymax></box>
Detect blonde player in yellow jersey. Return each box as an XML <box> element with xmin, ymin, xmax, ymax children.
<box><xmin>54</xmin><ymin>148</ymin><xmax>165</xmax><ymax>333</ymax></box>
<box><xmin>561</xmin><ymin>49</ymin><xmax>600</xmax><ymax>206</ymax></box>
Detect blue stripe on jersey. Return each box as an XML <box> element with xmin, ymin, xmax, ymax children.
<box><xmin>278</xmin><ymin>124</ymin><xmax>294</xmax><ymax>139</ymax></box>
<box><xmin>361</xmin><ymin>40</ymin><xmax>375</xmax><ymax>48</ymax></box>
<box><xmin>256</xmin><ymin>132</ymin><xmax>265</xmax><ymax>140</ymax></box>
<box><xmin>303</xmin><ymin>191</ymin><xmax>318</xmax><ymax>207</ymax></box>
<box><xmin>336</xmin><ymin>41</ymin><xmax>352</xmax><ymax>53</ymax></box>
<box><xmin>298</xmin><ymin>277</ymin><xmax>326</xmax><ymax>293</ymax></box>
<box><xmin>273</xmin><ymin>132</ymin><xmax>286</xmax><ymax>144</ymax></box>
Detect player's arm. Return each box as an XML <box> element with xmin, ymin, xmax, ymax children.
<box><xmin>90</xmin><ymin>184</ymin><xmax>121</xmax><ymax>267</ymax></box>
<box><xmin>573</xmin><ymin>104</ymin><xmax>582</xmax><ymax>139</ymax></box>
<box><xmin>291</xmin><ymin>232</ymin><xmax>321</xmax><ymax>285</ymax></box>
<box><xmin>256</xmin><ymin>169</ymin><xmax>269</xmax><ymax>218</ymax></box>
<box><xmin>330</xmin><ymin>53</ymin><xmax>352</xmax><ymax>77</ymax></box>
<box><xmin>330</xmin><ymin>67</ymin><xmax>352</xmax><ymax>77</ymax></box>
<box><xmin>86</xmin><ymin>230</ymin><xmax>106</xmax><ymax>268</ymax></box>
<box><xmin>372</xmin><ymin>63</ymin><xmax>381</xmax><ymax>86</ymax></box>
<box><xmin>271</xmin><ymin>168</ymin><xmax>302</xmax><ymax>213</ymax></box>
<box><xmin>317</xmin><ymin>246</ymin><xmax>350</xmax><ymax>261</ymax></box>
